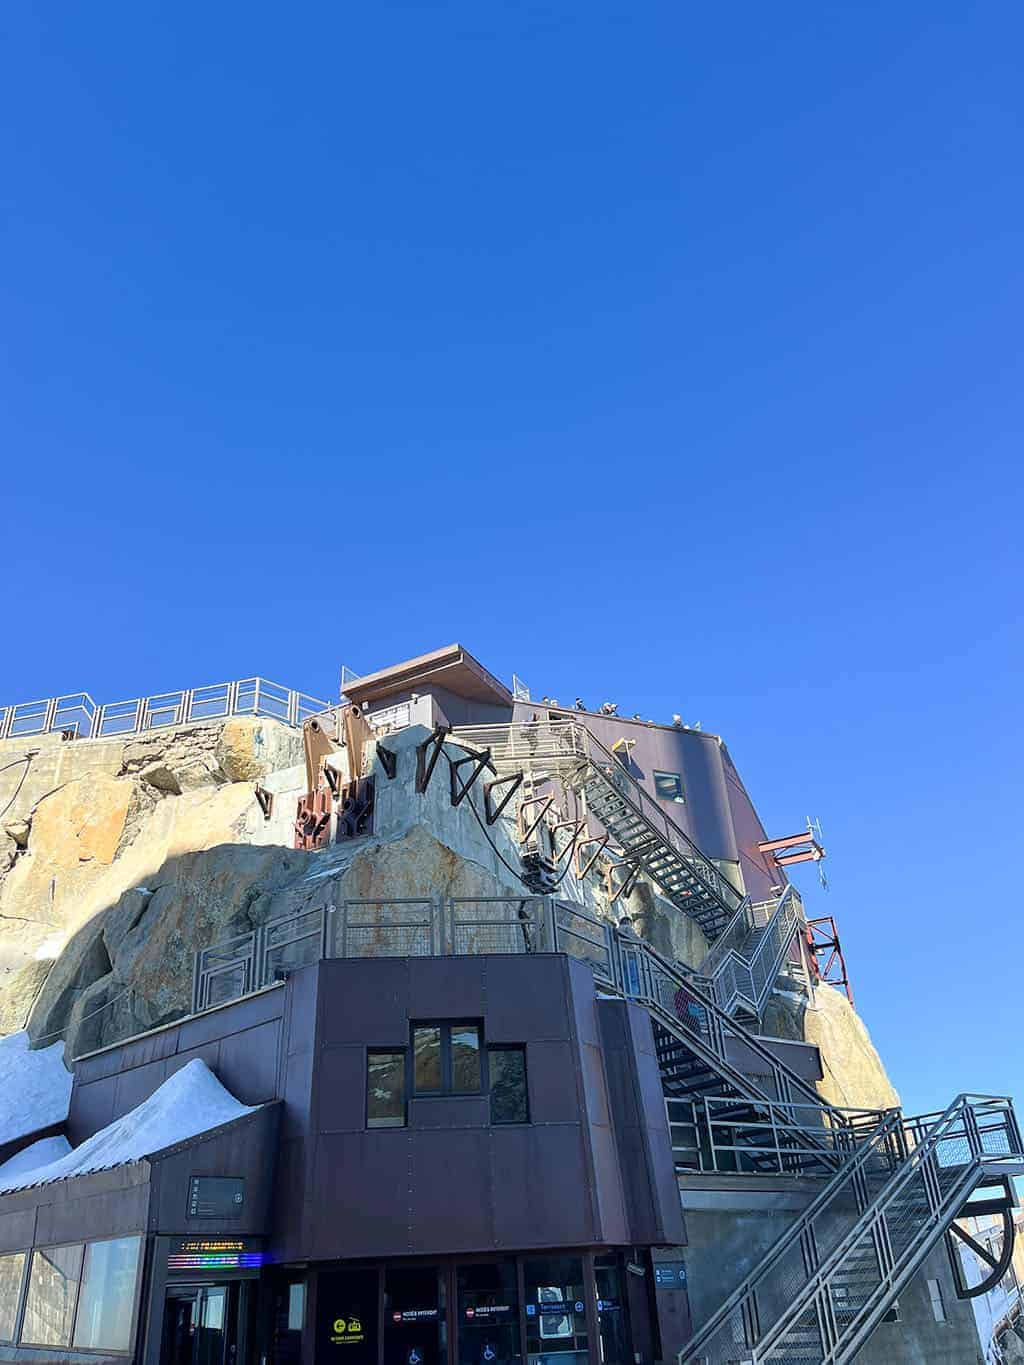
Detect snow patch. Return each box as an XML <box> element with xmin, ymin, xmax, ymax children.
<box><xmin>0</xmin><ymin>1031</ymin><xmax>73</xmax><ymax>1146</ymax></box>
<box><xmin>0</xmin><ymin>1059</ymin><xmax>258</xmax><ymax>1192</ymax></box>
<box><xmin>0</xmin><ymin>1135</ymin><xmax>72</xmax><ymax>1183</ymax></box>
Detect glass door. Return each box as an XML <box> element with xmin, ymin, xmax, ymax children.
<box><xmin>593</xmin><ymin>1257</ymin><xmax>630</xmax><ymax>1365</ymax></box>
<box><xmin>455</xmin><ymin>1260</ymin><xmax>522</xmax><ymax>1365</ymax></box>
<box><xmin>162</xmin><ymin>1286</ymin><xmax>237</xmax><ymax>1365</ymax></box>
<box><xmin>384</xmin><ymin>1265</ymin><xmax>444</xmax><ymax>1365</ymax></box>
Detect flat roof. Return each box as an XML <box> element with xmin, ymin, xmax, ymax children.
<box><xmin>342</xmin><ymin>643</ymin><xmax>514</xmax><ymax>708</ymax></box>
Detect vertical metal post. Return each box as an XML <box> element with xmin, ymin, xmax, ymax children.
<box><xmin>288</xmin><ymin>688</ymin><xmax>299</xmax><ymax>727</ymax></box>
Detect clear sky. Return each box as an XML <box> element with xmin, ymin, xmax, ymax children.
<box><xmin>2</xmin><ymin>4</ymin><xmax>1021</xmax><ymax>1119</ymax></box>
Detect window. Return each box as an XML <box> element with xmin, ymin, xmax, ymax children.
<box><xmin>488</xmin><ymin>1047</ymin><xmax>528</xmax><ymax>1124</ymax></box>
<box><xmin>927</xmin><ymin>1277</ymin><xmax>946</xmax><ymax>1324</ymax></box>
<box><xmin>73</xmin><ymin>1236</ymin><xmax>141</xmax><ymax>1351</ymax></box>
<box><xmin>21</xmin><ymin>1242</ymin><xmax>83</xmax><ymax>1347</ymax></box>
<box><xmin>366</xmin><ymin>1026</ymin><xmax>526</xmax><ymax>1128</ymax></box>
<box><xmin>654</xmin><ymin>771</ymin><xmax>685</xmax><ymax>803</ymax></box>
<box><xmin>412</xmin><ymin>1023</ymin><xmax>482</xmax><ymax>1096</ymax></box>
<box><xmin>0</xmin><ymin>1252</ymin><xmax>25</xmax><ymax>1343</ymax></box>
<box><xmin>367</xmin><ymin>1051</ymin><xmax>406</xmax><ymax>1128</ymax></box>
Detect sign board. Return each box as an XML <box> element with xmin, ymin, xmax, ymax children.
<box><xmin>654</xmin><ymin>1261</ymin><xmax>687</xmax><ymax>1289</ymax></box>
<box><xmin>187</xmin><ymin>1176</ymin><xmax>245</xmax><ymax>1219</ymax></box>
<box><xmin>168</xmin><ymin>1238</ymin><xmax>263</xmax><ymax>1272</ymax></box>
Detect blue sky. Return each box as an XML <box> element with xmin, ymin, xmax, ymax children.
<box><xmin>2</xmin><ymin>3</ymin><xmax>1021</xmax><ymax>1117</ymax></box>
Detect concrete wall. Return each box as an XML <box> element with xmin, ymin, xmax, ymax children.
<box><xmin>679</xmin><ymin>1180</ymin><xmax>983</xmax><ymax>1364</ymax></box>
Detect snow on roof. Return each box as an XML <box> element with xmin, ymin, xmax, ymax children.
<box><xmin>0</xmin><ymin>1031</ymin><xmax>73</xmax><ymax>1147</ymax></box>
<box><xmin>0</xmin><ymin>1135</ymin><xmax>72</xmax><ymax>1185</ymax></box>
<box><xmin>0</xmin><ymin>1059</ymin><xmax>258</xmax><ymax>1194</ymax></box>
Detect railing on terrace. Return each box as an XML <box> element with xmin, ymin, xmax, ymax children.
<box><xmin>191</xmin><ymin>895</ymin><xmax>614</xmax><ymax>1013</ymax></box>
<box><xmin>0</xmin><ymin>677</ymin><xmax>328</xmax><ymax>743</ymax></box>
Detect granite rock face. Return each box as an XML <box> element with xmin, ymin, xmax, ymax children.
<box><xmin>762</xmin><ymin>981</ymin><xmax>900</xmax><ymax>1111</ymax></box>
<box><xmin>0</xmin><ymin>715</ymin><xmax>902</xmax><ymax>1124</ymax></box>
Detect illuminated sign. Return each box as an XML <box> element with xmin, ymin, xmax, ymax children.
<box><xmin>167</xmin><ymin>1238</ymin><xmax>264</xmax><ymax>1271</ymax></box>
<box><xmin>331</xmin><ymin>1316</ymin><xmax>365</xmax><ymax>1346</ymax></box>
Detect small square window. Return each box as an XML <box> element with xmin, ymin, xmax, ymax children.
<box><xmin>654</xmin><ymin>771</ymin><xmax>685</xmax><ymax>803</ymax></box>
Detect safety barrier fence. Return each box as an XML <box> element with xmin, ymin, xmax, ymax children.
<box><xmin>191</xmin><ymin>896</ymin><xmax>620</xmax><ymax>1013</ymax></box>
<box><xmin>667</xmin><ymin>1095</ymin><xmax>890</xmax><ymax>1178</ymax></box>
<box><xmin>0</xmin><ymin>677</ymin><xmax>328</xmax><ymax>743</ymax></box>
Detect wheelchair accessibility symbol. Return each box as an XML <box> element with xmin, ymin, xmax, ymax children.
<box><xmin>483</xmin><ymin>1347</ymin><xmax>497</xmax><ymax>1362</ymax></box>
<box><xmin>408</xmin><ymin>1351</ymin><xmax>422</xmax><ymax>1365</ymax></box>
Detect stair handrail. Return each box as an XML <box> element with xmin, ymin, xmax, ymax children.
<box><xmin>571</xmin><ymin>723</ymin><xmax>746</xmax><ymax>921</ymax></box>
<box><xmin>678</xmin><ymin>1106</ymin><xmax>907</xmax><ymax>1363</ymax></box>
<box><xmin>620</xmin><ymin>932</ymin><xmax>855</xmax><ymax>1123</ymax></box>
<box><xmin>681</xmin><ymin>1092</ymin><xmax>1024</xmax><ymax>1364</ymax></box>
<box><xmin>448</xmin><ymin>720</ymin><xmax>746</xmax><ymax>930</ymax></box>
<box><xmin>706</xmin><ymin>886</ymin><xmax>807</xmax><ymax>1020</ymax></box>
<box><xmin>755</xmin><ymin>1094</ymin><xmax>1022</xmax><ymax>1363</ymax></box>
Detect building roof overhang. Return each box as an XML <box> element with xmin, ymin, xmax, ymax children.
<box><xmin>342</xmin><ymin>643</ymin><xmax>513</xmax><ymax>708</ymax></box>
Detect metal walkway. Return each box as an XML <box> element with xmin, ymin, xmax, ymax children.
<box><xmin>449</xmin><ymin>720</ymin><xmax>745</xmax><ymax>941</ymax></box>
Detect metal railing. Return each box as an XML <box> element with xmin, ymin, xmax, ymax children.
<box><xmin>668</xmin><ymin>1096</ymin><xmax>887</xmax><ymax>1178</ymax></box>
<box><xmin>1</xmin><ymin>677</ymin><xmax>328</xmax><ymax>743</ymax></box>
<box><xmin>190</xmin><ymin>892</ymin><xmax>885</xmax><ymax>1169</ymax></box>
<box><xmin>449</xmin><ymin>720</ymin><xmax>746</xmax><ymax>929</ymax></box>
<box><xmin>699</xmin><ymin>885</ymin><xmax>809</xmax><ymax>1022</ymax></box>
<box><xmin>680</xmin><ymin>1094</ymin><xmax>1024</xmax><ymax>1364</ymax></box>
<box><xmin>192</xmin><ymin>896</ymin><xmax>569</xmax><ymax>1011</ymax></box>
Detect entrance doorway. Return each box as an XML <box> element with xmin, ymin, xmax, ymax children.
<box><xmin>313</xmin><ymin>1254</ymin><xmax>640</xmax><ymax>1365</ymax></box>
<box><xmin>163</xmin><ymin>1285</ymin><xmax>241</xmax><ymax>1365</ymax></box>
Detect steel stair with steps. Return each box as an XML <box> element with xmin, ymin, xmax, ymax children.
<box><xmin>679</xmin><ymin>1093</ymin><xmax>1024</xmax><ymax>1364</ymax></box>
<box><xmin>699</xmin><ymin>885</ymin><xmax>810</xmax><ymax>1028</ymax></box>
<box><xmin>449</xmin><ymin>720</ymin><xmax>745</xmax><ymax>941</ymax></box>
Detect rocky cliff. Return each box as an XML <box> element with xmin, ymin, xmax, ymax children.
<box><xmin>0</xmin><ymin>714</ymin><xmax>901</xmax><ymax>1118</ymax></box>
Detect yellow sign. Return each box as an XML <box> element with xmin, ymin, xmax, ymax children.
<box><xmin>331</xmin><ymin>1316</ymin><xmax>364</xmax><ymax>1345</ymax></box>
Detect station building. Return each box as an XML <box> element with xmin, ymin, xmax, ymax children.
<box><xmin>0</xmin><ymin>646</ymin><xmax>1018</xmax><ymax>1365</ymax></box>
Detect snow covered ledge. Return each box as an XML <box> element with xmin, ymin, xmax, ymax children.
<box><xmin>0</xmin><ymin>1058</ymin><xmax>258</xmax><ymax>1193</ymax></box>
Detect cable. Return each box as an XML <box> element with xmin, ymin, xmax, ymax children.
<box><xmin>31</xmin><ymin>984</ymin><xmax>134</xmax><ymax>1046</ymax></box>
<box><xmin>0</xmin><ymin>755</ymin><xmax>32</xmax><ymax>823</ymax></box>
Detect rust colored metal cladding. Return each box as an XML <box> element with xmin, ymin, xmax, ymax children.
<box><xmin>758</xmin><ymin>828</ymin><xmax>826</xmax><ymax>866</ymax></box>
<box><xmin>335</xmin><ymin>776</ymin><xmax>374</xmax><ymax>841</ymax></box>
<box><xmin>294</xmin><ymin>789</ymin><xmax>333</xmax><ymax>851</ymax></box>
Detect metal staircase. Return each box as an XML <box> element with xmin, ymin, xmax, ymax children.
<box><xmin>603</xmin><ymin>928</ymin><xmax>884</xmax><ymax>1180</ymax></box>
<box><xmin>450</xmin><ymin>720</ymin><xmax>745</xmax><ymax>940</ymax></box>
<box><xmin>699</xmin><ymin>885</ymin><xmax>809</xmax><ymax>1027</ymax></box>
<box><xmin>679</xmin><ymin>1093</ymin><xmax>1024</xmax><ymax>1364</ymax></box>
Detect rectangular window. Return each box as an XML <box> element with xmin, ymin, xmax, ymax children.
<box><xmin>367</xmin><ymin>1051</ymin><xmax>407</xmax><ymax>1128</ymax></box>
<box><xmin>0</xmin><ymin>1252</ymin><xmax>26</xmax><ymax>1343</ymax></box>
<box><xmin>654</xmin><ymin>771</ymin><xmax>685</xmax><ymax>803</ymax></box>
<box><xmin>413</xmin><ymin>1026</ymin><xmax>443</xmax><ymax>1093</ymax></box>
<box><xmin>73</xmin><ymin>1236</ymin><xmax>141</xmax><ymax>1351</ymax></box>
<box><xmin>21</xmin><ymin>1243</ymin><xmax>84</xmax><ymax>1347</ymax></box>
<box><xmin>927</xmin><ymin>1277</ymin><xmax>946</xmax><ymax>1324</ymax></box>
<box><xmin>451</xmin><ymin>1026</ymin><xmax>482</xmax><ymax>1092</ymax></box>
<box><xmin>411</xmin><ymin>1023</ymin><xmax>482</xmax><ymax>1096</ymax></box>
<box><xmin>488</xmin><ymin>1047</ymin><xmax>528</xmax><ymax>1124</ymax></box>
